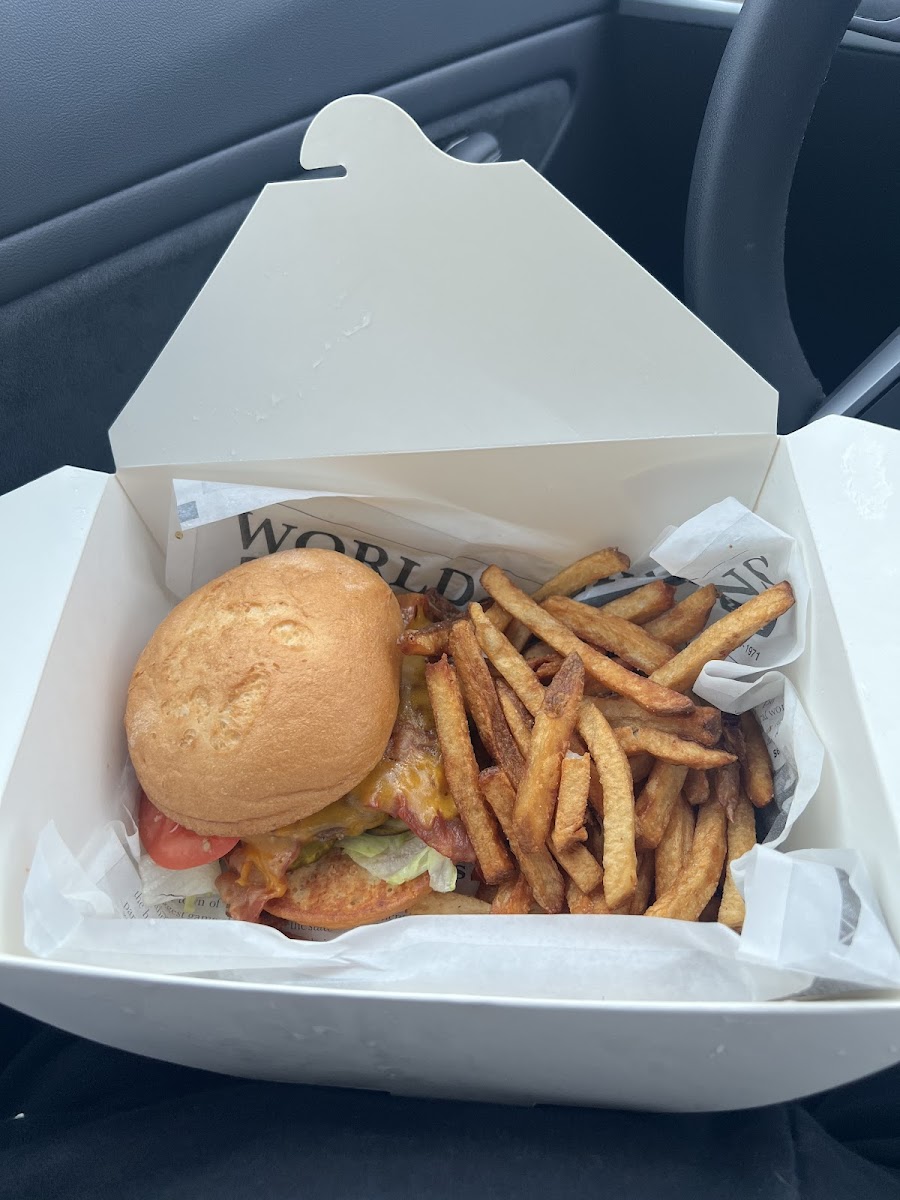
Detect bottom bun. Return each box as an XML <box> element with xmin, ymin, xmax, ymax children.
<box><xmin>264</xmin><ymin>849</ymin><xmax>432</xmax><ymax>930</ymax></box>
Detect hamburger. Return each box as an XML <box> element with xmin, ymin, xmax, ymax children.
<box><xmin>126</xmin><ymin>548</ymin><xmax>473</xmax><ymax>931</ymax></box>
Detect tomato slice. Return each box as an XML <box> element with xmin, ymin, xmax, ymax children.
<box><xmin>138</xmin><ymin>792</ymin><xmax>239</xmax><ymax>869</ymax></box>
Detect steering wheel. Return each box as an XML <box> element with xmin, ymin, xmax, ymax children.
<box><xmin>684</xmin><ymin>0</ymin><xmax>899</xmax><ymax>432</ymax></box>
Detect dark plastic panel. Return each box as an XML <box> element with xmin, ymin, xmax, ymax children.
<box><xmin>0</xmin><ymin>17</ymin><xmax>605</xmax><ymax>306</ymax></box>
<box><xmin>2</xmin><ymin>0</ymin><xmax>607</xmax><ymax>239</ymax></box>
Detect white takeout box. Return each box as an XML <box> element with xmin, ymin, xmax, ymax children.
<box><xmin>3</xmin><ymin>95</ymin><xmax>900</xmax><ymax>1111</ymax></box>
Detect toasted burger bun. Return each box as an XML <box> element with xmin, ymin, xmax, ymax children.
<box><xmin>125</xmin><ymin>549</ymin><xmax>403</xmax><ymax>836</ymax></box>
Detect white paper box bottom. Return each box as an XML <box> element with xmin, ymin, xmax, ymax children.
<box><xmin>4</xmin><ymin>95</ymin><xmax>900</xmax><ymax>1109</ymax></box>
<box><xmin>4</xmin><ymin>419</ymin><xmax>900</xmax><ymax>1110</ymax></box>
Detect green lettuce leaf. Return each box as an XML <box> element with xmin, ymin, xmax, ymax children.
<box><xmin>341</xmin><ymin>832</ymin><xmax>457</xmax><ymax>893</ymax></box>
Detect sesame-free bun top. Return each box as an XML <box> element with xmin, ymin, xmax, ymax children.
<box><xmin>125</xmin><ymin>549</ymin><xmax>403</xmax><ymax>836</ymax></box>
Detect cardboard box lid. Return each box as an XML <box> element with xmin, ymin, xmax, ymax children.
<box><xmin>110</xmin><ymin>94</ymin><xmax>776</xmax><ymax>520</ymax></box>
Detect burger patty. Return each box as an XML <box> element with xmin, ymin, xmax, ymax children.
<box><xmin>263</xmin><ymin>848</ymin><xmax>432</xmax><ymax>930</ymax></box>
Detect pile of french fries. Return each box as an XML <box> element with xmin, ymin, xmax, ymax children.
<box><xmin>402</xmin><ymin>548</ymin><xmax>795</xmax><ymax>929</ymax></box>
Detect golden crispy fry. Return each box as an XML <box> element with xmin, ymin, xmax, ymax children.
<box><xmin>739</xmin><ymin>710</ymin><xmax>775</xmax><ymax>808</ymax></box>
<box><xmin>553</xmin><ymin>753</ymin><xmax>591</xmax><ymax>851</ymax></box>
<box><xmin>425</xmin><ymin>656</ymin><xmax>514</xmax><ymax>886</ymax></box>
<box><xmin>481</xmin><ymin>566</ymin><xmax>693</xmax><ymax>716</ymax></box>
<box><xmin>601</xmin><ymin>580</ymin><xmax>676</xmax><ymax>625</ymax></box>
<box><xmin>492</xmin><ymin>874</ymin><xmax>534</xmax><ymax>915</ymax></box>
<box><xmin>469</xmin><ymin>602</ymin><xmax>546</xmax><ymax>715</ymax></box>
<box><xmin>629</xmin><ymin>752</ymin><xmax>655</xmax><ymax>786</ymax></box>
<box><xmin>635</xmin><ymin>762</ymin><xmax>690</xmax><ymax>850</ymax></box>
<box><xmin>576</xmin><ymin>702</ymin><xmax>637</xmax><ymax>910</ymax></box>
<box><xmin>650</xmin><ymin>582</ymin><xmax>795</xmax><ymax>693</ymax></box>
<box><xmin>613</xmin><ymin>725</ymin><xmax>737</xmax><ymax>770</ymax></box>
<box><xmin>536</xmin><ymin>656</ymin><xmax>614</xmax><ymax>694</ymax></box>
<box><xmin>398</xmin><ymin>615</ymin><xmax>462</xmax><ymax>657</ymax></box>
<box><xmin>644</xmin><ymin>584</ymin><xmax>718</xmax><ymax>647</ymax></box>
<box><xmin>407</xmin><ymin>892</ymin><xmax>493</xmax><ymax>916</ymax></box>
<box><xmin>630</xmin><ymin>851</ymin><xmax>655</xmax><ymax>915</ymax></box>
<box><xmin>646</xmin><ymin>801</ymin><xmax>727</xmax><ymax>921</ymax></box>
<box><xmin>550</xmin><ymin>839</ymin><xmax>604</xmax><ymax>894</ymax></box>
<box><xmin>533</xmin><ymin>548</ymin><xmax>632</xmax><ymax>603</ymax></box>
<box><xmin>566</xmin><ymin>880</ymin><xmax>611</xmax><ymax>914</ymax></box>
<box><xmin>655</xmin><ymin>794</ymin><xmax>695</xmax><ymax>898</ymax></box>
<box><xmin>495</xmin><ymin>678</ymin><xmax>534</xmax><ymax>759</ymax></box>
<box><xmin>591</xmin><ymin>696</ymin><xmax>722</xmax><ymax>748</ymax></box>
<box><xmin>507</xmin><ymin>548</ymin><xmax>633</xmax><ymax>648</ymax></box>
<box><xmin>449</xmin><ymin>619</ymin><xmax>525</xmax><ymax>789</ymax></box>
<box><xmin>483</xmin><ymin>600</ymin><xmax>513</xmax><ymax>633</ymax></box>
<box><xmin>684</xmin><ymin>768</ymin><xmax>710</xmax><ymax>806</ymax></box>
<box><xmin>471</xmin><ymin>603</ymin><xmax>595</xmax><ymax>775</ymax></box>
<box><xmin>544</xmin><ymin>595</ymin><xmax>676</xmax><ymax>674</ymax></box>
<box><xmin>717</xmin><ymin>789</ymin><xmax>757</xmax><ymax>931</ymax></box>
<box><xmin>480</xmin><ymin>767</ymin><xmax>565</xmax><ymax>914</ymax></box>
<box><xmin>507</xmin><ymin>549</ymin><xmax>632</xmax><ymax>651</ymax></box>
<box><xmin>514</xmin><ymin>654</ymin><xmax>585</xmax><ymax>852</ymax></box>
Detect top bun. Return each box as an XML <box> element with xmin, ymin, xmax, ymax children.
<box><xmin>125</xmin><ymin>549</ymin><xmax>403</xmax><ymax>836</ymax></box>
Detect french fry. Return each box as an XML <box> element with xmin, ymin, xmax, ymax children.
<box><xmin>600</xmin><ymin>580</ymin><xmax>676</xmax><ymax>625</ymax></box>
<box><xmin>635</xmin><ymin>762</ymin><xmax>689</xmax><ymax>850</ymax></box>
<box><xmin>717</xmin><ymin>789</ymin><xmax>757</xmax><ymax>931</ymax></box>
<box><xmin>449</xmin><ymin>619</ymin><xmax>525</xmax><ymax>789</ymax></box>
<box><xmin>576</xmin><ymin>702</ymin><xmax>637</xmax><ymax>910</ymax></box>
<box><xmin>476</xmin><ymin>883</ymin><xmax>499</xmax><ymax>905</ymax></box>
<box><xmin>506</xmin><ymin>547</ymin><xmax>632</xmax><ymax>648</ymax></box>
<box><xmin>471</xmin><ymin>603</ymin><xmax>598</xmax><ymax>787</ymax></box>
<box><xmin>482</xmin><ymin>598</ymin><xmax>514</xmax><ymax>633</ymax></box>
<box><xmin>407</xmin><ymin>892</ymin><xmax>493</xmax><ymax>916</ymax></box>
<box><xmin>495</xmin><ymin>678</ymin><xmax>534</xmax><ymax>759</ymax></box>
<box><xmin>514</xmin><ymin>654</ymin><xmax>585</xmax><ymax>852</ymax></box>
<box><xmin>425</xmin><ymin>657</ymin><xmax>514</xmax><ymax>886</ymax></box>
<box><xmin>550</xmin><ymin>840</ymin><xmax>603</xmax><ymax>895</ymax></box>
<box><xmin>684</xmin><ymin>768</ymin><xmax>710</xmax><ymax>806</ymax></box>
<box><xmin>552</xmin><ymin>753</ymin><xmax>590</xmax><ymax>851</ymax></box>
<box><xmin>739</xmin><ymin>711</ymin><xmax>775</xmax><ymax>808</ymax></box>
<box><xmin>591</xmin><ymin>696</ymin><xmax>722</xmax><ymax>748</ymax></box>
<box><xmin>398</xmin><ymin>616</ymin><xmax>462</xmax><ymax>657</ymax></box>
<box><xmin>644</xmin><ymin>584</ymin><xmax>718</xmax><ymax>647</ymax></box>
<box><xmin>613</xmin><ymin>726</ymin><xmax>737</xmax><ymax>770</ymax></box>
<box><xmin>492</xmin><ymin>874</ymin><xmax>534</xmax><ymax>915</ymax></box>
<box><xmin>630</xmin><ymin>851</ymin><xmax>655</xmax><ymax>915</ymax></box>
<box><xmin>649</xmin><ymin>582</ymin><xmax>795</xmax><ymax>693</ymax></box>
<box><xmin>566</xmin><ymin>880</ymin><xmax>611</xmax><ymax>915</ymax></box>
<box><xmin>480</xmin><ymin>767</ymin><xmax>566</xmax><ymax>914</ymax></box>
<box><xmin>713</xmin><ymin>760</ymin><xmax>741</xmax><ymax>821</ymax></box>
<box><xmin>543</xmin><ymin>595</ymin><xmax>675</xmax><ymax>674</ymax></box>
<box><xmin>469</xmin><ymin>601</ymin><xmax>546</xmax><ymax>715</ymax></box>
<box><xmin>629</xmin><ymin>752</ymin><xmax>655</xmax><ymax>786</ymax></box>
<box><xmin>655</xmin><ymin>794</ymin><xmax>695</xmax><ymax>898</ymax></box>
<box><xmin>646</xmin><ymin>801</ymin><xmax>727</xmax><ymax>921</ymax></box>
<box><xmin>533</xmin><ymin>548</ymin><xmax>631</xmax><ymax>603</ymax></box>
<box><xmin>507</xmin><ymin>548</ymin><xmax>631</xmax><ymax>651</ymax></box>
<box><xmin>481</xmin><ymin>566</ymin><xmax>693</xmax><ymax>716</ymax></box>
